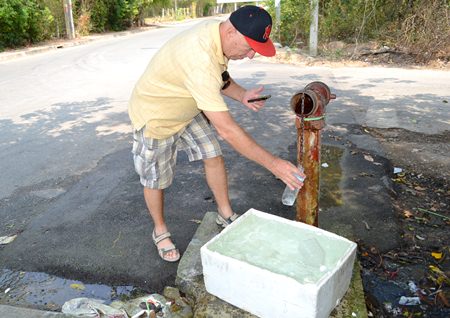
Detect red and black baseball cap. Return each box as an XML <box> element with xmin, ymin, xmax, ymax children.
<box><xmin>230</xmin><ymin>5</ymin><xmax>276</xmax><ymax>57</ymax></box>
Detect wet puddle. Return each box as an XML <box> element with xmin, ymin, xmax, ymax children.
<box><xmin>0</xmin><ymin>268</ymin><xmax>140</xmax><ymax>311</ymax></box>
<box><xmin>320</xmin><ymin>145</ymin><xmax>345</xmax><ymax>209</ymax></box>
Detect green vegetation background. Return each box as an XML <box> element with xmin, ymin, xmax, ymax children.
<box><xmin>0</xmin><ymin>0</ymin><xmax>448</xmax><ymax>62</ymax></box>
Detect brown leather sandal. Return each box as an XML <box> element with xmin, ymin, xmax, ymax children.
<box><xmin>152</xmin><ymin>230</ymin><xmax>180</xmax><ymax>262</ymax></box>
<box><xmin>215</xmin><ymin>212</ymin><xmax>239</xmax><ymax>228</ymax></box>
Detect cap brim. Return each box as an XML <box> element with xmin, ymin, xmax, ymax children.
<box><xmin>244</xmin><ymin>36</ymin><xmax>276</xmax><ymax>57</ymax></box>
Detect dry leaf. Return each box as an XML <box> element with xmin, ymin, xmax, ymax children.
<box><xmin>403</xmin><ymin>210</ymin><xmax>414</xmax><ymax>218</ymax></box>
<box><xmin>364</xmin><ymin>154</ymin><xmax>374</xmax><ymax>162</ymax></box>
<box><xmin>70</xmin><ymin>283</ymin><xmax>85</xmax><ymax>291</ymax></box>
<box><xmin>392</xmin><ymin>175</ymin><xmax>407</xmax><ymax>183</ymax></box>
<box><xmin>0</xmin><ymin>235</ymin><xmax>17</xmax><ymax>245</ymax></box>
<box><xmin>431</xmin><ymin>251</ymin><xmax>443</xmax><ymax>260</ymax></box>
<box><xmin>429</xmin><ymin>265</ymin><xmax>450</xmax><ymax>285</ymax></box>
<box><xmin>437</xmin><ymin>291</ymin><xmax>450</xmax><ymax>307</ymax></box>
<box><xmin>414</xmin><ymin>186</ymin><xmax>426</xmax><ymax>191</ymax></box>
<box><xmin>415</xmin><ymin>234</ymin><xmax>426</xmax><ymax>240</ymax></box>
<box><xmin>362</xmin><ymin>220</ymin><xmax>370</xmax><ymax>230</ymax></box>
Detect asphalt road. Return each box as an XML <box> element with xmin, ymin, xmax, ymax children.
<box><xmin>0</xmin><ymin>17</ymin><xmax>449</xmax><ymax>303</ymax></box>
<box><xmin>0</xmin><ymin>21</ymin><xmax>202</xmax><ymax>201</ymax></box>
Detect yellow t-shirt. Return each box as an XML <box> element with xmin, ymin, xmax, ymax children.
<box><xmin>128</xmin><ymin>20</ymin><xmax>229</xmax><ymax>139</ymax></box>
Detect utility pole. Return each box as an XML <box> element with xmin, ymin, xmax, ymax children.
<box><xmin>63</xmin><ymin>0</ymin><xmax>75</xmax><ymax>40</ymax></box>
<box><xmin>309</xmin><ymin>0</ymin><xmax>319</xmax><ymax>56</ymax></box>
<box><xmin>275</xmin><ymin>0</ymin><xmax>281</xmax><ymax>43</ymax></box>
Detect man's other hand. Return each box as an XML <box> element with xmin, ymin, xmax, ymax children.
<box><xmin>242</xmin><ymin>86</ymin><xmax>266</xmax><ymax>111</ymax></box>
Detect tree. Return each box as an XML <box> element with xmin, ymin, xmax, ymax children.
<box><xmin>0</xmin><ymin>0</ymin><xmax>53</xmax><ymax>49</ymax></box>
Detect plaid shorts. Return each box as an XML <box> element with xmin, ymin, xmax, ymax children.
<box><xmin>132</xmin><ymin>113</ymin><xmax>222</xmax><ymax>189</ymax></box>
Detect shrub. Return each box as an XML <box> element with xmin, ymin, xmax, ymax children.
<box><xmin>267</xmin><ymin>0</ymin><xmax>449</xmax><ymax>62</ymax></box>
<box><xmin>90</xmin><ymin>0</ymin><xmax>109</xmax><ymax>32</ymax></box>
<box><xmin>267</xmin><ymin>0</ymin><xmax>311</xmax><ymax>47</ymax></box>
<box><xmin>394</xmin><ymin>0</ymin><xmax>449</xmax><ymax>62</ymax></box>
<box><xmin>0</xmin><ymin>0</ymin><xmax>53</xmax><ymax>49</ymax></box>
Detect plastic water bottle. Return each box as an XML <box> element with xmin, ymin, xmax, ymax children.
<box><xmin>281</xmin><ymin>167</ymin><xmax>305</xmax><ymax>206</ymax></box>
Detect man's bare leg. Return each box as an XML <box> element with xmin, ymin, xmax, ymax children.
<box><xmin>203</xmin><ymin>156</ymin><xmax>235</xmax><ymax>218</ymax></box>
<box><xmin>143</xmin><ymin>187</ymin><xmax>179</xmax><ymax>261</ymax></box>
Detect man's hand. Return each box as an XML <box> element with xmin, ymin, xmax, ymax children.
<box><xmin>242</xmin><ymin>86</ymin><xmax>266</xmax><ymax>112</ymax></box>
<box><xmin>269</xmin><ymin>158</ymin><xmax>305</xmax><ymax>190</ymax></box>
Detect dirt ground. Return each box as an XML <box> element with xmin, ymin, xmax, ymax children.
<box><xmin>338</xmin><ymin>44</ymin><xmax>449</xmax><ymax>318</ymax></box>
<box><xmin>267</xmin><ymin>41</ymin><xmax>450</xmax><ymax>70</ymax></box>
<box><xmin>360</xmin><ymin>128</ymin><xmax>450</xmax><ymax>317</ymax></box>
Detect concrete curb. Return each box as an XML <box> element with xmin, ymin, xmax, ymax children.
<box><xmin>0</xmin><ymin>304</ymin><xmax>75</xmax><ymax>318</ymax></box>
<box><xmin>0</xmin><ymin>40</ymin><xmax>91</xmax><ymax>61</ymax></box>
<box><xmin>0</xmin><ymin>27</ymin><xmax>156</xmax><ymax>62</ymax></box>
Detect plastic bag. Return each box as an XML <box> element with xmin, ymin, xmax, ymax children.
<box><xmin>62</xmin><ymin>297</ymin><xmax>128</xmax><ymax>317</ymax></box>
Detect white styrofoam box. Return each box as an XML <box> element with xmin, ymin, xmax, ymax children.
<box><xmin>200</xmin><ymin>208</ymin><xmax>357</xmax><ymax>318</ymax></box>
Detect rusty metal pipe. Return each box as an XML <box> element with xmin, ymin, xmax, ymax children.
<box><xmin>290</xmin><ymin>81</ymin><xmax>335</xmax><ymax>226</ymax></box>
<box><xmin>296</xmin><ymin>127</ymin><xmax>321</xmax><ymax>226</ymax></box>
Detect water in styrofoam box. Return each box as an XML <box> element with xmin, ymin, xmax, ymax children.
<box><xmin>207</xmin><ymin>212</ymin><xmax>351</xmax><ymax>284</ymax></box>
<box><xmin>201</xmin><ymin>208</ymin><xmax>357</xmax><ymax>318</ymax></box>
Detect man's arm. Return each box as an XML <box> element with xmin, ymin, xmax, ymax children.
<box><xmin>203</xmin><ymin>110</ymin><xmax>305</xmax><ymax>190</ymax></box>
